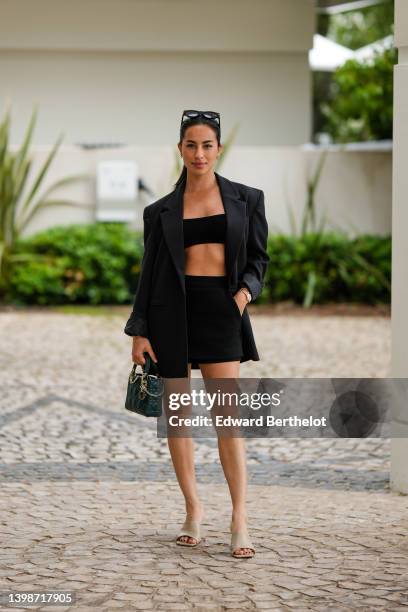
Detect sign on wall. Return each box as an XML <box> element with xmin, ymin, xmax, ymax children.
<box><xmin>96</xmin><ymin>160</ymin><xmax>138</xmax><ymax>222</ymax></box>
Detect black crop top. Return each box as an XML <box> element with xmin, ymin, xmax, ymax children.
<box><xmin>183</xmin><ymin>213</ymin><xmax>226</xmax><ymax>248</ymax></box>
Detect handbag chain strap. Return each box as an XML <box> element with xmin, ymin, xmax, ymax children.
<box><xmin>130</xmin><ymin>370</ymin><xmax>164</xmax><ymax>399</ymax></box>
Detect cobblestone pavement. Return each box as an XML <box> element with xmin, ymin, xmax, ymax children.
<box><xmin>1</xmin><ymin>309</ymin><xmax>407</xmax><ymax>611</ymax></box>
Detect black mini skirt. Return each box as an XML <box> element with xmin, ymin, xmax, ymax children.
<box><xmin>185</xmin><ymin>275</ymin><xmax>243</xmax><ymax>368</ymax></box>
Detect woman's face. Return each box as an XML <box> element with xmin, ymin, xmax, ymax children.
<box><xmin>178</xmin><ymin>124</ymin><xmax>222</xmax><ymax>175</ymax></box>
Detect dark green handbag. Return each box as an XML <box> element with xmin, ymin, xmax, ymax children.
<box><xmin>125</xmin><ymin>353</ymin><xmax>164</xmax><ymax>417</ymax></box>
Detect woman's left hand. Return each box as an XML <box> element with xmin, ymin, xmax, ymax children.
<box><xmin>233</xmin><ymin>290</ymin><xmax>248</xmax><ymax>316</ymax></box>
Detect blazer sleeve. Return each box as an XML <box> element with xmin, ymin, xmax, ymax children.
<box><xmin>238</xmin><ymin>189</ymin><xmax>269</xmax><ymax>301</ymax></box>
<box><xmin>123</xmin><ymin>207</ymin><xmax>154</xmax><ymax>337</ymax></box>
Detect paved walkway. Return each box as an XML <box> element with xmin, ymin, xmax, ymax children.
<box><xmin>1</xmin><ymin>309</ymin><xmax>407</xmax><ymax>611</ymax></box>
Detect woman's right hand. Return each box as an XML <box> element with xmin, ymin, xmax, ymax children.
<box><xmin>132</xmin><ymin>336</ymin><xmax>158</xmax><ymax>366</ymax></box>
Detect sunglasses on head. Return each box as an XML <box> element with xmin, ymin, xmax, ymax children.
<box><xmin>181</xmin><ymin>110</ymin><xmax>221</xmax><ymax>127</ymax></box>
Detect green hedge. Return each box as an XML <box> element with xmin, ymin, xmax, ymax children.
<box><xmin>8</xmin><ymin>223</ymin><xmax>144</xmax><ymax>305</ymax></box>
<box><xmin>263</xmin><ymin>232</ymin><xmax>391</xmax><ymax>306</ymax></box>
<box><xmin>6</xmin><ymin>224</ymin><xmax>391</xmax><ymax>306</ymax></box>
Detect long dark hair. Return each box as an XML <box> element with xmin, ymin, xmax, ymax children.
<box><xmin>174</xmin><ymin>117</ymin><xmax>221</xmax><ymax>188</ymax></box>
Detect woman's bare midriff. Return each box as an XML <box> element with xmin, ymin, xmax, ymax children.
<box><xmin>184</xmin><ymin>243</ymin><xmax>226</xmax><ymax>276</ymax></box>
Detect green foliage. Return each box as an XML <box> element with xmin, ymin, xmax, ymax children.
<box><xmin>0</xmin><ymin>105</ymin><xmax>89</xmax><ymax>296</ymax></box>
<box><xmin>299</xmin><ymin>151</ymin><xmax>328</xmax><ymax>236</ymax></box>
<box><xmin>263</xmin><ymin>232</ymin><xmax>391</xmax><ymax>306</ymax></box>
<box><xmin>315</xmin><ymin>1</ymin><xmax>394</xmax><ymax>143</ymax></box>
<box><xmin>6</xmin><ymin>223</ymin><xmax>391</xmax><ymax>307</ymax></box>
<box><xmin>325</xmin><ymin>1</ymin><xmax>394</xmax><ymax>50</ymax></box>
<box><xmin>321</xmin><ymin>47</ymin><xmax>397</xmax><ymax>142</ymax></box>
<box><xmin>8</xmin><ymin>223</ymin><xmax>143</xmax><ymax>305</ymax></box>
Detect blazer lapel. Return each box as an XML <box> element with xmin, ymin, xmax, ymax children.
<box><xmin>160</xmin><ymin>180</ymin><xmax>186</xmax><ymax>293</ymax></box>
<box><xmin>215</xmin><ymin>172</ymin><xmax>246</xmax><ymax>283</ymax></box>
<box><xmin>159</xmin><ymin>172</ymin><xmax>246</xmax><ymax>294</ymax></box>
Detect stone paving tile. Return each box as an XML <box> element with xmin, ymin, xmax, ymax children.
<box><xmin>1</xmin><ymin>482</ymin><xmax>407</xmax><ymax>610</ymax></box>
<box><xmin>1</xmin><ymin>310</ymin><xmax>405</xmax><ymax>611</ymax></box>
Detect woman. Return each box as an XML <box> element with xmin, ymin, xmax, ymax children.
<box><xmin>124</xmin><ymin>110</ymin><xmax>269</xmax><ymax>558</ymax></box>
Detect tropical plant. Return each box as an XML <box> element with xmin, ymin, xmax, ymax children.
<box><xmin>324</xmin><ymin>0</ymin><xmax>394</xmax><ymax>51</ymax></box>
<box><xmin>264</xmin><ymin>233</ymin><xmax>391</xmax><ymax>308</ymax></box>
<box><xmin>0</xmin><ymin>106</ymin><xmax>89</xmax><ymax>298</ymax></box>
<box><xmin>282</xmin><ymin>150</ymin><xmax>330</xmax><ymax>239</ymax></box>
<box><xmin>285</xmin><ymin>149</ymin><xmax>332</xmax><ymax>307</ymax></box>
<box><xmin>321</xmin><ymin>47</ymin><xmax>396</xmax><ymax>143</ymax></box>
<box><xmin>7</xmin><ymin>223</ymin><xmax>390</xmax><ymax>307</ymax></box>
<box><xmin>270</xmin><ymin>148</ymin><xmax>390</xmax><ymax>307</ymax></box>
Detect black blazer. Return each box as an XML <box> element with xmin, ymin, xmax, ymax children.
<box><xmin>124</xmin><ymin>172</ymin><xmax>269</xmax><ymax>378</ymax></box>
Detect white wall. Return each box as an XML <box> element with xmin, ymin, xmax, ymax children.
<box><xmin>18</xmin><ymin>145</ymin><xmax>392</xmax><ymax>239</ymax></box>
<box><xmin>1</xmin><ymin>51</ymin><xmax>311</xmax><ymax>147</ymax></box>
<box><xmin>0</xmin><ymin>0</ymin><xmax>314</xmax><ymax>146</ymax></box>
<box><xmin>0</xmin><ymin>0</ymin><xmax>315</xmax><ymax>52</ymax></box>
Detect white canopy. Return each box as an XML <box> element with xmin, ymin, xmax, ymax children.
<box><xmin>354</xmin><ymin>35</ymin><xmax>394</xmax><ymax>62</ymax></box>
<box><xmin>309</xmin><ymin>34</ymin><xmax>355</xmax><ymax>71</ymax></box>
<box><xmin>310</xmin><ymin>34</ymin><xmax>395</xmax><ymax>72</ymax></box>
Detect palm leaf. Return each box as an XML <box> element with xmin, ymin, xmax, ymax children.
<box><xmin>310</xmin><ymin>149</ymin><xmax>328</xmax><ymax>192</ymax></box>
<box><xmin>303</xmin><ymin>270</ymin><xmax>317</xmax><ymax>308</ymax></box>
<box><xmin>18</xmin><ymin>198</ymin><xmax>91</xmax><ymax>234</ymax></box>
<box><xmin>11</xmin><ymin>157</ymin><xmax>31</xmax><ymax>213</ymax></box>
<box><xmin>0</xmin><ymin>109</ymin><xmax>11</xmax><ymax>168</ymax></box>
<box><xmin>301</xmin><ymin>150</ymin><xmax>328</xmax><ymax>236</ymax></box>
<box><xmin>316</xmin><ymin>209</ymin><xmax>328</xmax><ymax>235</ymax></box>
<box><xmin>13</xmin><ymin>106</ymin><xmax>37</xmax><ymax>181</ymax></box>
<box><xmin>20</xmin><ymin>132</ymin><xmax>64</xmax><ymax>216</ymax></box>
<box><xmin>31</xmin><ymin>173</ymin><xmax>89</xmax><ymax>204</ymax></box>
<box><xmin>0</xmin><ymin>155</ymin><xmax>15</xmax><ymax>243</ymax></box>
<box><xmin>287</xmin><ymin>202</ymin><xmax>298</xmax><ymax>237</ymax></box>
<box><xmin>17</xmin><ymin>172</ymin><xmax>90</xmax><ymax>231</ymax></box>
<box><xmin>0</xmin><ymin>106</ymin><xmax>88</xmax><ymax>295</ymax></box>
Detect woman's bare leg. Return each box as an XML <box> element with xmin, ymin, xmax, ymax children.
<box><xmin>164</xmin><ymin>364</ymin><xmax>204</xmax><ymax>544</ymax></box>
<box><xmin>199</xmin><ymin>361</ymin><xmax>252</xmax><ymax>557</ymax></box>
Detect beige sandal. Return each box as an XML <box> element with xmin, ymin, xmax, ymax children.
<box><xmin>176</xmin><ymin>519</ymin><xmax>202</xmax><ymax>547</ymax></box>
<box><xmin>230</xmin><ymin>528</ymin><xmax>255</xmax><ymax>558</ymax></box>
